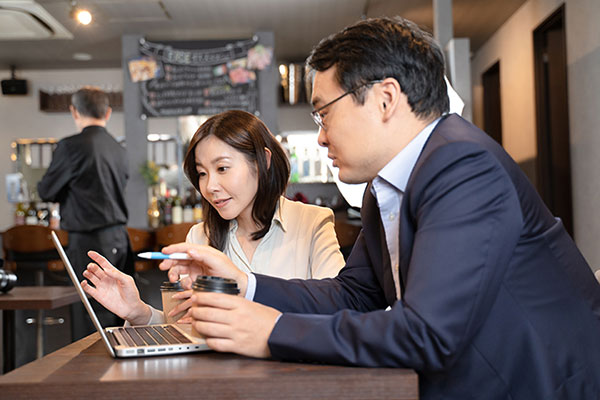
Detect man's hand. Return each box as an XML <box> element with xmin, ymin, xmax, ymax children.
<box><xmin>81</xmin><ymin>251</ymin><xmax>151</xmax><ymax>325</ymax></box>
<box><xmin>191</xmin><ymin>292</ymin><xmax>281</xmax><ymax>358</ymax></box>
<box><xmin>159</xmin><ymin>243</ymin><xmax>249</xmax><ymax>296</ymax></box>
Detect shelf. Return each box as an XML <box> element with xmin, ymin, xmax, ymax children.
<box><xmin>39</xmin><ymin>90</ymin><xmax>123</xmax><ymax>112</ymax></box>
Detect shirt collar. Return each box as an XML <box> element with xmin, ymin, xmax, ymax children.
<box><xmin>376</xmin><ymin>117</ymin><xmax>441</xmax><ymax>192</ymax></box>
<box><xmin>81</xmin><ymin>125</ymin><xmax>105</xmax><ymax>133</ymax></box>
<box><xmin>272</xmin><ymin>197</ymin><xmax>286</xmax><ymax>232</ymax></box>
<box><xmin>228</xmin><ymin>197</ymin><xmax>286</xmax><ymax>233</ymax></box>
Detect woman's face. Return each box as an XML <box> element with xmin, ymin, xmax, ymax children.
<box><xmin>194</xmin><ymin>135</ymin><xmax>259</xmax><ymax>223</ymax></box>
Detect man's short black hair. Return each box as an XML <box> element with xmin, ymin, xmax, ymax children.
<box><xmin>307</xmin><ymin>16</ymin><xmax>449</xmax><ymax>120</ymax></box>
<box><xmin>71</xmin><ymin>86</ymin><xmax>110</xmax><ymax>119</ymax></box>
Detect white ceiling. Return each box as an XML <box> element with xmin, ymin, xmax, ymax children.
<box><xmin>0</xmin><ymin>0</ymin><xmax>527</xmax><ymax>70</ymax></box>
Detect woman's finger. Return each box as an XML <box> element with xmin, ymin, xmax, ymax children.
<box><xmin>83</xmin><ymin>263</ymin><xmax>104</xmax><ymax>282</ymax></box>
<box><xmin>82</xmin><ymin>268</ymin><xmax>103</xmax><ymax>287</ymax></box>
<box><xmin>172</xmin><ymin>289</ymin><xmax>192</xmax><ymax>300</ymax></box>
<box><xmin>87</xmin><ymin>251</ymin><xmax>119</xmax><ymax>272</ymax></box>
<box><xmin>177</xmin><ymin>316</ymin><xmax>192</xmax><ymax>324</ymax></box>
<box><xmin>81</xmin><ymin>279</ymin><xmax>98</xmax><ymax>297</ymax></box>
<box><xmin>180</xmin><ymin>276</ymin><xmax>193</xmax><ymax>290</ymax></box>
<box><xmin>87</xmin><ymin>253</ymin><xmax>134</xmax><ymax>286</ymax></box>
<box><xmin>169</xmin><ymin>297</ymin><xmax>192</xmax><ymax>316</ymax></box>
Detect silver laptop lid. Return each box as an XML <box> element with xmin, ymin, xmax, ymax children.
<box><xmin>51</xmin><ymin>230</ymin><xmax>116</xmax><ymax>357</ymax></box>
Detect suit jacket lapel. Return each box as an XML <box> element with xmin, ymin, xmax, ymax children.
<box><xmin>398</xmin><ymin>198</ymin><xmax>413</xmax><ymax>295</ymax></box>
<box><xmin>398</xmin><ymin>115</ymin><xmax>450</xmax><ymax>294</ymax></box>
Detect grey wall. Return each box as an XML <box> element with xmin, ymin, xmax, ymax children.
<box><xmin>121</xmin><ymin>32</ymin><xmax>278</xmax><ymax>228</ymax></box>
<box><xmin>471</xmin><ymin>0</ymin><xmax>600</xmax><ymax>271</ymax></box>
<box><xmin>565</xmin><ymin>0</ymin><xmax>600</xmax><ymax>271</ymax></box>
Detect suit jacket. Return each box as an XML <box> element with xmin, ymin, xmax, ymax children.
<box><xmin>254</xmin><ymin>114</ymin><xmax>600</xmax><ymax>400</ymax></box>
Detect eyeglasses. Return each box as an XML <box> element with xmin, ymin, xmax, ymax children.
<box><xmin>310</xmin><ymin>80</ymin><xmax>383</xmax><ymax>130</ymax></box>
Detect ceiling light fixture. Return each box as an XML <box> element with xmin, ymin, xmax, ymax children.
<box><xmin>70</xmin><ymin>1</ymin><xmax>92</xmax><ymax>25</ymax></box>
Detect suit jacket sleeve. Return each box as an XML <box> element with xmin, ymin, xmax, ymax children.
<box><xmin>37</xmin><ymin>140</ymin><xmax>74</xmax><ymax>202</ymax></box>
<box><xmin>259</xmin><ymin>142</ymin><xmax>524</xmax><ymax>370</ymax></box>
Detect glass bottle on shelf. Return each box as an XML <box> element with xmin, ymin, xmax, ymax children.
<box><xmin>163</xmin><ymin>189</ymin><xmax>173</xmax><ymax>226</ymax></box>
<box><xmin>14</xmin><ymin>202</ymin><xmax>26</xmax><ymax>225</ymax></box>
<box><xmin>49</xmin><ymin>203</ymin><xmax>61</xmax><ymax>230</ymax></box>
<box><xmin>313</xmin><ymin>148</ymin><xmax>323</xmax><ymax>182</ymax></box>
<box><xmin>147</xmin><ymin>196</ymin><xmax>160</xmax><ymax>229</ymax></box>
<box><xmin>193</xmin><ymin>197</ymin><xmax>203</xmax><ymax>223</ymax></box>
<box><xmin>172</xmin><ymin>190</ymin><xmax>183</xmax><ymax>225</ymax></box>
<box><xmin>25</xmin><ymin>202</ymin><xmax>38</xmax><ymax>225</ymax></box>
<box><xmin>289</xmin><ymin>146</ymin><xmax>299</xmax><ymax>183</ymax></box>
<box><xmin>14</xmin><ymin>184</ymin><xmax>27</xmax><ymax>226</ymax></box>
<box><xmin>302</xmin><ymin>147</ymin><xmax>310</xmax><ymax>179</ymax></box>
<box><xmin>182</xmin><ymin>188</ymin><xmax>194</xmax><ymax>223</ymax></box>
<box><xmin>37</xmin><ymin>202</ymin><xmax>49</xmax><ymax>227</ymax></box>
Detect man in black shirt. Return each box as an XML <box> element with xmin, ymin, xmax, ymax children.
<box><xmin>38</xmin><ymin>86</ymin><xmax>133</xmax><ymax>339</ymax></box>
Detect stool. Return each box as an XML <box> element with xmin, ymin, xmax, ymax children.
<box><xmin>127</xmin><ymin>227</ymin><xmax>155</xmax><ymax>272</ymax></box>
<box><xmin>155</xmin><ymin>222</ymin><xmax>195</xmax><ymax>247</ymax></box>
<box><xmin>1</xmin><ymin>225</ymin><xmax>69</xmax><ymax>359</ymax></box>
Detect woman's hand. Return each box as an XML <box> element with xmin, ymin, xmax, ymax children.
<box><xmin>159</xmin><ymin>243</ymin><xmax>249</xmax><ymax>296</ymax></box>
<box><xmin>168</xmin><ymin>289</ymin><xmax>194</xmax><ymax>324</ymax></box>
<box><xmin>81</xmin><ymin>251</ymin><xmax>152</xmax><ymax>325</ymax></box>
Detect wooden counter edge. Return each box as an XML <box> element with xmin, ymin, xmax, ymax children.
<box><xmin>0</xmin><ymin>333</ymin><xmax>98</xmax><ymax>384</ymax></box>
<box><xmin>0</xmin><ymin>334</ymin><xmax>419</xmax><ymax>400</ymax></box>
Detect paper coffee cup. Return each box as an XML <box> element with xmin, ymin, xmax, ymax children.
<box><xmin>160</xmin><ymin>281</ymin><xmax>186</xmax><ymax>324</ymax></box>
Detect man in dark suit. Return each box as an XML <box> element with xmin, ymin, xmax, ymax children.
<box><xmin>38</xmin><ymin>86</ymin><xmax>133</xmax><ymax>340</ymax></box>
<box><xmin>161</xmin><ymin>17</ymin><xmax>600</xmax><ymax>399</ymax></box>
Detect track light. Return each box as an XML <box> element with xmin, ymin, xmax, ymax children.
<box><xmin>70</xmin><ymin>1</ymin><xmax>92</xmax><ymax>25</ymax></box>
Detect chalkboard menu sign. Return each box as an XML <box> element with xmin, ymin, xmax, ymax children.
<box><xmin>134</xmin><ymin>38</ymin><xmax>268</xmax><ymax>118</ymax></box>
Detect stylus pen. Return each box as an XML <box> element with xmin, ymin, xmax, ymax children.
<box><xmin>137</xmin><ymin>252</ymin><xmax>191</xmax><ymax>260</ymax></box>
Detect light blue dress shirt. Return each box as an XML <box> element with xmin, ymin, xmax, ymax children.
<box><xmin>370</xmin><ymin>118</ymin><xmax>440</xmax><ymax>299</ymax></box>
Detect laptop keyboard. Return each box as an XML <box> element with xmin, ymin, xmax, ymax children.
<box><xmin>110</xmin><ymin>325</ymin><xmax>193</xmax><ymax>347</ymax></box>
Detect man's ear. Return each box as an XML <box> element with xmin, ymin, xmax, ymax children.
<box><xmin>69</xmin><ymin>105</ymin><xmax>79</xmax><ymax>119</ymax></box>
<box><xmin>377</xmin><ymin>78</ymin><xmax>404</xmax><ymax>122</ymax></box>
<box><xmin>104</xmin><ymin>106</ymin><xmax>112</xmax><ymax>122</ymax></box>
<box><xmin>264</xmin><ymin>147</ymin><xmax>272</xmax><ymax>169</ymax></box>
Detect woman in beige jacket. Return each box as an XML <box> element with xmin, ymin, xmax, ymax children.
<box><xmin>81</xmin><ymin>110</ymin><xmax>345</xmax><ymax>326</ymax></box>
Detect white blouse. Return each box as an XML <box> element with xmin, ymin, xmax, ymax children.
<box><xmin>186</xmin><ymin>196</ymin><xmax>345</xmax><ymax>279</ymax></box>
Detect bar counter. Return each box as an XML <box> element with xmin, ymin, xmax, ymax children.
<box><xmin>0</xmin><ymin>333</ymin><xmax>419</xmax><ymax>399</ymax></box>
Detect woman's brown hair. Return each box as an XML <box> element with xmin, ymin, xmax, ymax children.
<box><xmin>183</xmin><ymin>110</ymin><xmax>290</xmax><ymax>251</ymax></box>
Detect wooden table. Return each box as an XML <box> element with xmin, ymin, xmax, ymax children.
<box><xmin>0</xmin><ymin>286</ymin><xmax>80</xmax><ymax>373</ymax></box>
<box><xmin>0</xmin><ymin>333</ymin><xmax>419</xmax><ymax>399</ymax></box>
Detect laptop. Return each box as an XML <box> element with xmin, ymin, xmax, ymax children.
<box><xmin>51</xmin><ymin>230</ymin><xmax>210</xmax><ymax>358</ymax></box>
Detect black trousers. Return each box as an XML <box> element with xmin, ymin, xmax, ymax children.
<box><xmin>67</xmin><ymin>225</ymin><xmax>134</xmax><ymax>341</ymax></box>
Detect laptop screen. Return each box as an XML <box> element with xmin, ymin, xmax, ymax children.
<box><xmin>51</xmin><ymin>230</ymin><xmax>116</xmax><ymax>357</ymax></box>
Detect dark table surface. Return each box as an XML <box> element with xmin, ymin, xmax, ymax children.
<box><xmin>0</xmin><ymin>333</ymin><xmax>419</xmax><ymax>399</ymax></box>
<box><xmin>1</xmin><ymin>286</ymin><xmax>81</xmax><ymax>373</ymax></box>
<box><xmin>0</xmin><ymin>286</ymin><xmax>79</xmax><ymax>310</ymax></box>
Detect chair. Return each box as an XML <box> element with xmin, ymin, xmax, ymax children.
<box><xmin>1</xmin><ymin>225</ymin><xmax>69</xmax><ymax>359</ymax></box>
<box><xmin>127</xmin><ymin>227</ymin><xmax>155</xmax><ymax>272</ymax></box>
<box><xmin>333</xmin><ymin>215</ymin><xmax>361</xmax><ymax>260</ymax></box>
<box><xmin>2</xmin><ymin>225</ymin><xmax>69</xmax><ymax>284</ymax></box>
<box><xmin>154</xmin><ymin>222</ymin><xmax>195</xmax><ymax>248</ymax></box>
